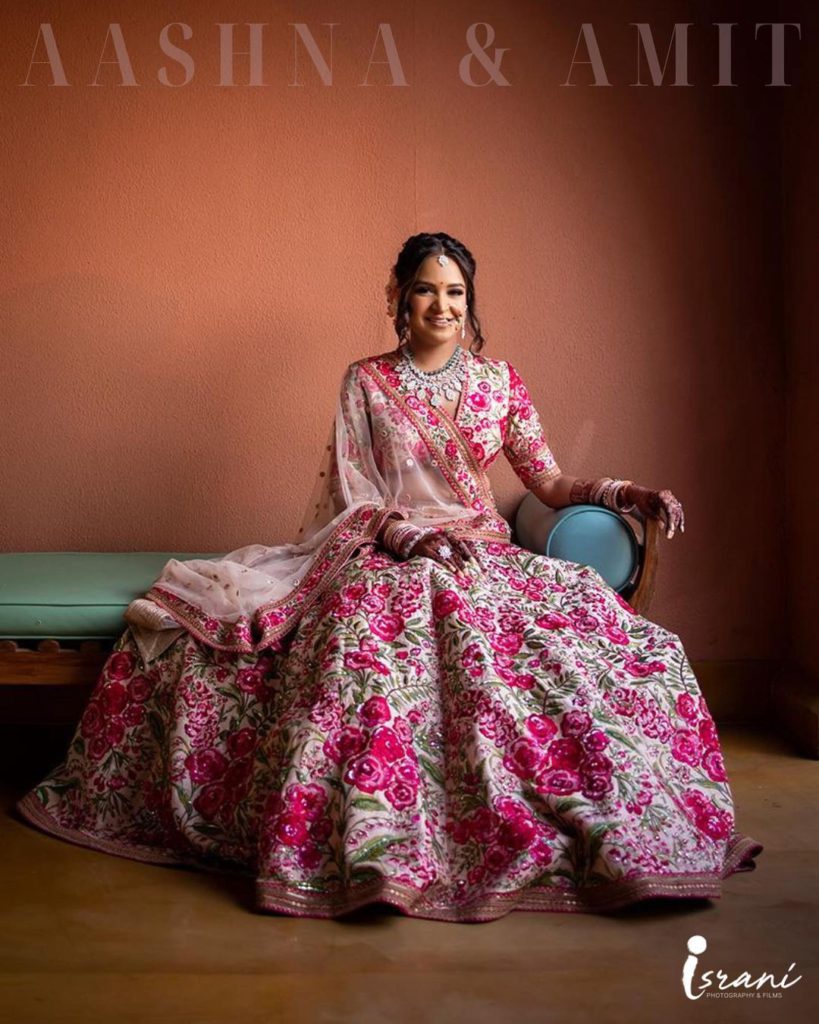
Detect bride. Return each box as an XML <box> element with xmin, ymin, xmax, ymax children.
<box><xmin>16</xmin><ymin>231</ymin><xmax>762</xmax><ymax>922</ymax></box>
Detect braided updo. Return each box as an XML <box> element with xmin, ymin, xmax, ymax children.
<box><xmin>386</xmin><ymin>232</ymin><xmax>486</xmax><ymax>353</ymax></box>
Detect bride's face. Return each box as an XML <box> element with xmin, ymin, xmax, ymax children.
<box><xmin>407</xmin><ymin>255</ymin><xmax>467</xmax><ymax>348</ymax></box>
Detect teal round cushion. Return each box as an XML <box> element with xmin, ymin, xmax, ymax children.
<box><xmin>515</xmin><ymin>494</ymin><xmax>639</xmax><ymax>592</ymax></box>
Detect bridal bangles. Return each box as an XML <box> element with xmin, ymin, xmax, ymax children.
<box><xmin>570</xmin><ymin>477</ymin><xmax>637</xmax><ymax>513</ymax></box>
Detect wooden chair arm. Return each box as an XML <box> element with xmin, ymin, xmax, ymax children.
<box><xmin>622</xmin><ymin>510</ymin><xmax>659</xmax><ymax>615</ymax></box>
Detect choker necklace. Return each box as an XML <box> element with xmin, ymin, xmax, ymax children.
<box><xmin>395</xmin><ymin>344</ymin><xmax>465</xmax><ymax>407</ymax></box>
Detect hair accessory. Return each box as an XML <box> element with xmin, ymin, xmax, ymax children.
<box><xmin>436</xmin><ymin>254</ymin><xmax>450</xmax><ymax>266</ymax></box>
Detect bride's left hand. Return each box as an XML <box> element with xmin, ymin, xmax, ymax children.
<box><xmin>650</xmin><ymin>488</ymin><xmax>685</xmax><ymax>539</ymax></box>
<box><xmin>632</xmin><ymin>486</ymin><xmax>685</xmax><ymax>540</ymax></box>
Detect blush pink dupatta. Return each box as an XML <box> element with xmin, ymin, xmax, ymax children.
<box><xmin>125</xmin><ymin>351</ymin><xmax>503</xmax><ymax>665</ymax></box>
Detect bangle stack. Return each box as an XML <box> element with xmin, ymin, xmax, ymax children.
<box><xmin>588</xmin><ymin>477</ymin><xmax>636</xmax><ymax>514</ymax></box>
<box><xmin>382</xmin><ymin>519</ymin><xmax>437</xmax><ymax>560</ymax></box>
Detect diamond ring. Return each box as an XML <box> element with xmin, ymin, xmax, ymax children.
<box><xmin>437</xmin><ymin>544</ymin><xmax>453</xmax><ymax>560</ymax></box>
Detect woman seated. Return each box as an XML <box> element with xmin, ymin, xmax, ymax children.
<box><xmin>16</xmin><ymin>231</ymin><xmax>762</xmax><ymax>922</ymax></box>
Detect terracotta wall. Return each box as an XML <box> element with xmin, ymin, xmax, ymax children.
<box><xmin>0</xmin><ymin>1</ymin><xmax>795</xmax><ymax>661</ymax></box>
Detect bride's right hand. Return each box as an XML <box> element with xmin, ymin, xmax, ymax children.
<box><xmin>410</xmin><ymin>531</ymin><xmax>475</xmax><ymax>571</ymax></box>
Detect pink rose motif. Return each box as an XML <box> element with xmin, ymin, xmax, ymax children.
<box><xmin>504</xmin><ymin>737</ymin><xmax>545</xmax><ymax>779</ymax></box>
<box><xmin>359</xmin><ymin>696</ymin><xmax>391</xmax><ymax>727</ymax></box>
<box><xmin>370</xmin><ymin>612</ymin><xmax>405</xmax><ymax>642</ymax></box>
<box><xmin>370</xmin><ymin>726</ymin><xmax>404</xmax><ymax>763</ymax></box>
<box><xmin>88</xmin><ymin>734</ymin><xmax>109</xmax><ymax>761</ymax></box>
<box><xmin>615</xmin><ymin>593</ymin><xmax>636</xmax><ymax>614</ymax></box>
<box><xmin>470</xmin><ymin>807</ymin><xmax>500</xmax><ymax>842</ymax></box>
<box><xmin>296</xmin><ymin>844</ymin><xmax>323</xmax><ymax>870</ymax></box>
<box><xmin>385</xmin><ymin>780</ymin><xmax>416</xmax><ymax>810</ymax></box>
<box><xmin>491</xmin><ymin>633</ymin><xmax>523</xmax><ymax>655</ymax></box>
<box><xmin>484</xmin><ymin>845</ymin><xmax>512</xmax><ymax>873</ymax></box>
<box><xmin>676</xmin><ymin>693</ymin><xmax>699</xmax><ymax>722</ymax></box>
<box><xmin>322</xmin><ymin>734</ymin><xmax>342</xmax><ymax>764</ymax></box>
<box><xmin>625</xmin><ymin>658</ymin><xmax>667</xmax><ymax>678</ymax></box>
<box><xmin>122</xmin><ymin>703</ymin><xmax>145</xmax><ymax>728</ymax></box>
<box><xmin>695</xmin><ymin>806</ymin><xmax>733</xmax><ymax>841</ymax></box>
<box><xmin>275</xmin><ymin>813</ymin><xmax>309</xmax><ymax>847</ymax></box>
<box><xmin>701</xmin><ymin>747</ymin><xmax>728</xmax><ymax>782</ymax></box>
<box><xmin>286</xmin><ymin>783</ymin><xmax>326</xmax><ymax>820</ymax></box>
<box><xmin>581</xmin><ymin>751</ymin><xmax>613</xmax><ymax>774</ymax></box>
<box><xmin>496</xmin><ymin>665</ymin><xmax>535</xmax><ymax>690</ymax></box>
<box><xmin>444</xmin><ymin>440</ymin><xmax>458</xmax><ymax>459</ymax></box>
<box><xmin>361</xmin><ymin>593</ymin><xmax>385</xmax><ymax>614</ymax></box>
<box><xmin>582</xmin><ymin>729</ymin><xmax>610</xmax><ymax>751</ymax></box>
<box><xmin>101</xmin><ymin>682</ymin><xmax>129</xmax><ymax>716</ymax></box>
<box><xmin>342</xmin><ymin>583</ymin><xmax>367</xmax><ymax>604</ymax></box>
<box><xmin>498</xmin><ymin>816</ymin><xmax>537</xmax><ymax>852</ymax></box>
<box><xmin>537</xmin><ymin>768</ymin><xmax>582</xmax><ymax>795</ymax></box>
<box><xmin>204</xmin><ymin>617</ymin><xmax>220</xmax><ymax>632</ymax></box>
<box><xmin>236</xmin><ymin>667</ymin><xmax>265</xmax><ymax>696</ymax></box>
<box><xmin>337</xmin><ymin>725</ymin><xmax>367</xmax><ymax>761</ymax></box>
<box><xmin>548</xmin><ymin>737</ymin><xmax>584</xmax><ymax>770</ymax></box>
<box><xmin>129</xmin><ymin>675</ymin><xmax>153</xmax><ymax>703</ymax></box>
<box><xmin>604</xmin><ymin>625</ymin><xmax>630</xmax><ymax>645</ymax></box>
<box><xmin>193</xmin><ymin>783</ymin><xmax>227</xmax><ymax>821</ymax></box>
<box><xmin>671</xmin><ymin>729</ymin><xmax>703</xmax><ymax>767</ymax></box>
<box><xmin>448</xmin><ymin>819</ymin><xmax>472</xmax><ymax>844</ymax></box>
<box><xmin>344</xmin><ymin>650</ymin><xmax>374</xmax><ymax>671</ymax></box>
<box><xmin>683</xmin><ymin>789</ymin><xmax>710</xmax><ymax>813</ymax></box>
<box><xmin>561</xmin><ymin>710</ymin><xmax>592</xmax><ymax>737</ymax></box>
<box><xmin>582</xmin><ymin>772</ymin><xmax>614</xmax><ymax>800</ymax></box>
<box><xmin>467</xmin><ymin>392</ymin><xmax>491</xmax><ymax>412</ymax></box>
<box><xmin>227</xmin><ymin>726</ymin><xmax>258</xmax><ymax>759</ymax></box>
<box><xmin>107</xmin><ymin>652</ymin><xmax>136</xmax><ymax>681</ymax></box>
<box><xmin>393</xmin><ymin>717</ymin><xmax>413</xmax><ymax>745</ymax></box>
<box><xmin>530</xmin><ymin>835</ymin><xmax>555</xmax><ymax>866</ymax></box>
<box><xmin>394</xmin><ymin>760</ymin><xmax>420</xmax><ymax>786</ymax></box>
<box><xmin>344</xmin><ymin>753</ymin><xmax>392</xmax><ymax>793</ymax></box>
<box><xmin>105</xmin><ymin>716</ymin><xmax>125</xmax><ymax>745</ymax></box>
<box><xmin>80</xmin><ymin>701</ymin><xmax>104</xmax><ymax>739</ymax></box>
<box><xmin>433</xmin><ymin>591</ymin><xmax>461</xmax><ymax>618</ymax></box>
<box><xmin>535</xmin><ymin>612</ymin><xmax>572</xmax><ymax>630</ymax></box>
<box><xmin>526</xmin><ymin>713</ymin><xmax>558</xmax><ymax>745</ymax></box>
<box><xmin>186</xmin><ymin>747</ymin><xmax>228</xmax><ymax>784</ymax></box>
<box><xmin>698</xmin><ymin>718</ymin><xmax>719</xmax><ymax>746</ymax></box>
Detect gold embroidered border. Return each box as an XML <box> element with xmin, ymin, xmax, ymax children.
<box><xmin>361</xmin><ymin>360</ymin><xmax>478</xmax><ymax>511</ymax></box>
<box><xmin>16</xmin><ymin>791</ymin><xmax>762</xmax><ymax>923</ymax></box>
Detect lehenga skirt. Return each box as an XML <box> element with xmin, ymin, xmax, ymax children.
<box><xmin>15</xmin><ymin>541</ymin><xmax>763</xmax><ymax>922</ymax></box>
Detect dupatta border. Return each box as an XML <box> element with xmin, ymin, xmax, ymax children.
<box><xmin>361</xmin><ymin>358</ymin><xmax>502</xmax><ymax>525</ymax></box>
<box><xmin>145</xmin><ymin>503</ymin><xmax>396</xmax><ymax>655</ymax></box>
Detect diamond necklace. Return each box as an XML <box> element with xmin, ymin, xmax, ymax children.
<box><xmin>395</xmin><ymin>344</ymin><xmax>465</xmax><ymax>407</ymax></box>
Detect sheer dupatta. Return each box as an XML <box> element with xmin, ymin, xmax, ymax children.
<box><xmin>125</xmin><ymin>354</ymin><xmax>488</xmax><ymax>665</ymax></box>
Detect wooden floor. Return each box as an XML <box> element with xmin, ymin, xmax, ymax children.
<box><xmin>0</xmin><ymin>724</ymin><xmax>816</xmax><ymax>1024</ymax></box>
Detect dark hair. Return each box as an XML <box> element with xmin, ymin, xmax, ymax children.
<box><xmin>390</xmin><ymin>232</ymin><xmax>486</xmax><ymax>353</ymax></box>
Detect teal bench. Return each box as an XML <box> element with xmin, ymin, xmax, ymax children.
<box><xmin>0</xmin><ymin>506</ymin><xmax>657</xmax><ymax>690</ymax></box>
<box><xmin>0</xmin><ymin>552</ymin><xmax>222</xmax><ymax>688</ymax></box>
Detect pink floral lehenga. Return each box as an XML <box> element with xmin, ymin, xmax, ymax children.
<box><xmin>16</xmin><ymin>349</ymin><xmax>763</xmax><ymax>922</ymax></box>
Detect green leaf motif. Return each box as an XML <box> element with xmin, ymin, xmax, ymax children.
<box><xmin>352</xmin><ymin>796</ymin><xmax>386</xmax><ymax>812</ymax></box>
<box><xmin>349</xmin><ymin>835</ymin><xmax>405</xmax><ymax>866</ymax></box>
<box><xmin>193</xmin><ymin>822</ymin><xmax>223</xmax><ymax>837</ymax></box>
<box><xmin>418</xmin><ymin>755</ymin><xmax>444</xmax><ymax>787</ymax></box>
<box><xmin>554</xmin><ymin>797</ymin><xmax>586</xmax><ymax>814</ymax></box>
